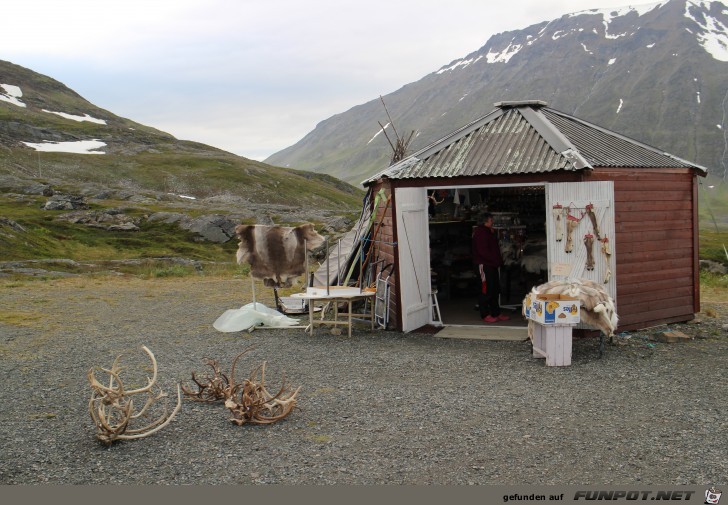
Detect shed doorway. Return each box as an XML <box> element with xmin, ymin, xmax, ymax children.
<box><xmin>427</xmin><ymin>184</ymin><xmax>547</xmax><ymax>327</ymax></box>
<box><xmin>395</xmin><ymin>182</ymin><xmax>615</xmax><ymax>332</ymax></box>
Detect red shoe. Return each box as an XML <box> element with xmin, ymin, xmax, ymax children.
<box><xmin>497</xmin><ymin>314</ymin><xmax>511</xmax><ymax>321</ymax></box>
<box><xmin>483</xmin><ymin>315</ymin><xmax>498</xmax><ymax>323</ymax></box>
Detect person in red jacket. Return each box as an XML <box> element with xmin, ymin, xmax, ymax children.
<box><xmin>472</xmin><ymin>212</ymin><xmax>510</xmax><ymax>323</ymax></box>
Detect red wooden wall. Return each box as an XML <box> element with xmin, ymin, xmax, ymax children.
<box><xmin>590</xmin><ymin>168</ymin><xmax>700</xmax><ymax>330</ymax></box>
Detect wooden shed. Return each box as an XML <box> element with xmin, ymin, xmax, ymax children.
<box><xmin>361</xmin><ymin>100</ymin><xmax>707</xmax><ymax>333</ymax></box>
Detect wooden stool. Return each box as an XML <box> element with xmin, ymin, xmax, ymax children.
<box><xmin>532</xmin><ymin>323</ymin><xmax>573</xmax><ymax>366</ymax></box>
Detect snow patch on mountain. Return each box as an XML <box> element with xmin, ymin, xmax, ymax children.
<box><xmin>486</xmin><ymin>41</ymin><xmax>522</xmax><ymax>63</ymax></box>
<box><xmin>42</xmin><ymin>110</ymin><xmax>107</xmax><ymax>124</ymax></box>
<box><xmin>569</xmin><ymin>2</ymin><xmax>667</xmax><ymax>39</ymax></box>
<box><xmin>0</xmin><ymin>84</ymin><xmax>26</xmax><ymax>108</ymax></box>
<box><xmin>368</xmin><ymin>123</ymin><xmax>390</xmax><ymax>144</ymax></box>
<box><xmin>436</xmin><ymin>55</ymin><xmax>483</xmax><ymax>74</ymax></box>
<box><xmin>685</xmin><ymin>0</ymin><xmax>728</xmax><ymax>61</ymax></box>
<box><xmin>22</xmin><ymin>140</ymin><xmax>106</xmax><ymax>154</ymax></box>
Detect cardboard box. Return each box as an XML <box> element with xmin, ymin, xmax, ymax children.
<box><xmin>528</xmin><ymin>294</ymin><xmax>580</xmax><ymax>325</ymax></box>
<box><xmin>523</xmin><ymin>293</ymin><xmax>533</xmax><ymax>319</ymax></box>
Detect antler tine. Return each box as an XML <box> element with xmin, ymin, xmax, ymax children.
<box><xmin>88</xmin><ymin>365</ymin><xmax>126</xmax><ymax>398</ymax></box>
<box><xmin>121</xmin><ymin>345</ymin><xmax>159</xmax><ymax>395</ymax></box>
<box><xmin>116</xmin><ymin>384</ymin><xmax>183</xmax><ymax>440</ymax></box>
<box><xmin>129</xmin><ymin>389</ymin><xmax>166</xmax><ymax>420</ymax></box>
<box><xmin>248</xmin><ymin>361</ymin><xmax>266</xmax><ymax>384</ymax></box>
<box><xmin>229</xmin><ymin>345</ymin><xmax>255</xmax><ymax>387</ymax></box>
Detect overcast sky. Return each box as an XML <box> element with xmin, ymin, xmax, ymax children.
<box><xmin>2</xmin><ymin>0</ymin><xmax>644</xmax><ymax>161</ymax></box>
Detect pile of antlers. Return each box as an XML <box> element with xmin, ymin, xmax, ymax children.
<box><xmin>182</xmin><ymin>346</ymin><xmax>300</xmax><ymax>425</ymax></box>
<box><xmin>88</xmin><ymin>345</ymin><xmax>182</xmax><ymax>445</ymax></box>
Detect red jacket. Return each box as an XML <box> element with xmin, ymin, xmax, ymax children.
<box><xmin>472</xmin><ymin>224</ymin><xmax>503</xmax><ymax>268</ymax></box>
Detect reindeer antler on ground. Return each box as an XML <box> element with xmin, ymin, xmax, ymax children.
<box><xmin>180</xmin><ymin>357</ymin><xmax>231</xmax><ymax>402</ymax></box>
<box><xmin>88</xmin><ymin>345</ymin><xmax>182</xmax><ymax>445</ymax></box>
<box><xmin>183</xmin><ymin>345</ymin><xmax>300</xmax><ymax>426</ymax></box>
<box><xmin>225</xmin><ymin>360</ymin><xmax>301</xmax><ymax>425</ymax></box>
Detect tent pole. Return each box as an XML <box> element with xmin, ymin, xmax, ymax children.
<box><xmin>251</xmin><ymin>275</ymin><xmax>257</xmax><ymax>311</ymax></box>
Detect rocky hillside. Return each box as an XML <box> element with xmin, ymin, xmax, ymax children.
<box><xmin>0</xmin><ymin>59</ymin><xmax>364</xmax><ymax>215</ymax></box>
<box><xmin>0</xmin><ymin>59</ymin><xmax>365</xmax><ymax>266</ymax></box>
<box><xmin>266</xmin><ymin>0</ymin><xmax>728</xmax><ymax>185</ymax></box>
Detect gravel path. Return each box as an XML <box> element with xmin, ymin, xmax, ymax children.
<box><xmin>1</xmin><ymin>276</ymin><xmax>726</xmax><ymax>485</ymax></box>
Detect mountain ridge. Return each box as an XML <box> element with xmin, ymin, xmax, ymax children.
<box><xmin>265</xmin><ymin>0</ymin><xmax>728</xmax><ymax>185</ymax></box>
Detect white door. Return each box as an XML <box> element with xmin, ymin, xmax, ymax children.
<box><xmin>395</xmin><ymin>187</ymin><xmax>432</xmax><ymax>332</ymax></box>
<box><xmin>545</xmin><ymin>181</ymin><xmax>617</xmax><ymax>305</ymax></box>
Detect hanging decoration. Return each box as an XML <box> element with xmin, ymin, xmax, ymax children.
<box><xmin>585</xmin><ymin>203</ymin><xmax>601</xmax><ymax>240</ymax></box>
<box><xmin>552</xmin><ymin>204</ymin><xmax>564</xmax><ymax>242</ymax></box>
<box><xmin>564</xmin><ymin>207</ymin><xmax>581</xmax><ymax>253</ymax></box>
<box><xmin>601</xmin><ymin>236</ymin><xmax>612</xmax><ymax>283</ymax></box>
<box><xmin>584</xmin><ymin>233</ymin><xmax>595</xmax><ymax>271</ymax></box>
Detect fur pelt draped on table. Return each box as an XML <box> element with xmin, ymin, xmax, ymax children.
<box><xmin>234</xmin><ymin>224</ymin><xmax>325</xmax><ymax>287</ymax></box>
<box><xmin>524</xmin><ymin>278</ymin><xmax>619</xmax><ymax>338</ymax></box>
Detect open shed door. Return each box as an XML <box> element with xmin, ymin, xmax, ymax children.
<box><xmin>394</xmin><ymin>187</ymin><xmax>432</xmax><ymax>332</ymax></box>
<box><xmin>546</xmin><ymin>181</ymin><xmax>617</xmax><ymax>306</ymax></box>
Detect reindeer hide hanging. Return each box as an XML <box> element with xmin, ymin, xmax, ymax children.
<box><xmin>564</xmin><ymin>210</ymin><xmax>580</xmax><ymax>253</ymax></box>
<box><xmin>584</xmin><ymin>234</ymin><xmax>595</xmax><ymax>271</ymax></box>
<box><xmin>601</xmin><ymin>236</ymin><xmax>612</xmax><ymax>283</ymax></box>
<box><xmin>552</xmin><ymin>204</ymin><xmax>564</xmax><ymax>242</ymax></box>
<box><xmin>585</xmin><ymin>203</ymin><xmax>601</xmax><ymax>240</ymax></box>
<box><xmin>234</xmin><ymin>224</ymin><xmax>325</xmax><ymax>287</ymax></box>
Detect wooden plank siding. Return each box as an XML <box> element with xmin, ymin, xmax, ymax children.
<box><xmin>590</xmin><ymin>169</ymin><xmax>699</xmax><ymax>330</ymax></box>
<box><xmin>368</xmin><ymin>182</ymin><xmax>398</xmax><ymax>329</ymax></box>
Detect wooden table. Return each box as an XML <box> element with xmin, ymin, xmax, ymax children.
<box><xmin>289</xmin><ymin>291</ymin><xmax>375</xmax><ymax>337</ymax></box>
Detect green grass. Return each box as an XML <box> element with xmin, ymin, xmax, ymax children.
<box><xmin>0</xmin><ymin>196</ymin><xmax>238</xmax><ymax>263</ymax></box>
<box><xmin>700</xmin><ymin>270</ymin><xmax>728</xmax><ymax>290</ymax></box>
<box><xmin>698</xmin><ymin>177</ymin><xmax>728</xmax><ymax>264</ymax></box>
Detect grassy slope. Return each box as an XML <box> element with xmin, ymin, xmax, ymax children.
<box><xmin>0</xmin><ymin>194</ymin><xmax>238</xmax><ymax>263</ymax></box>
<box><xmin>698</xmin><ymin>176</ymin><xmax>728</xmax><ymax>264</ymax></box>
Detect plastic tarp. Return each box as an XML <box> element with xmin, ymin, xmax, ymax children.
<box><xmin>213</xmin><ymin>302</ymin><xmax>300</xmax><ymax>332</ymax></box>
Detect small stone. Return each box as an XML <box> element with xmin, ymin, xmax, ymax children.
<box><xmin>652</xmin><ymin>331</ymin><xmax>691</xmax><ymax>343</ymax></box>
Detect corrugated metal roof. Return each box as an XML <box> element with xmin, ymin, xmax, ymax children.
<box><xmin>364</xmin><ymin>101</ymin><xmax>706</xmax><ymax>185</ymax></box>
<box><xmin>541</xmin><ymin>108</ymin><xmax>705</xmax><ymax>170</ymax></box>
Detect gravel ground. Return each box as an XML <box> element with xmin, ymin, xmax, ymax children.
<box><xmin>0</xmin><ymin>275</ymin><xmax>726</xmax><ymax>485</ymax></box>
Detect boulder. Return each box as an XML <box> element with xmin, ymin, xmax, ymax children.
<box><xmin>180</xmin><ymin>214</ymin><xmax>238</xmax><ymax>243</ymax></box>
<box><xmin>56</xmin><ymin>209</ymin><xmax>140</xmax><ymax>231</ymax></box>
<box><xmin>43</xmin><ymin>194</ymin><xmax>88</xmax><ymax>211</ymax></box>
<box><xmin>147</xmin><ymin>212</ymin><xmax>189</xmax><ymax>225</ymax></box>
<box><xmin>322</xmin><ymin>216</ymin><xmax>352</xmax><ymax>233</ymax></box>
<box><xmin>699</xmin><ymin>260</ymin><xmax>727</xmax><ymax>275</ymax></box>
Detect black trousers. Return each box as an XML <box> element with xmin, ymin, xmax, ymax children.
<box><xmin>477</xmin><ymin>265</ymin><xmax>501</xmax><ymax>318</ymax></box>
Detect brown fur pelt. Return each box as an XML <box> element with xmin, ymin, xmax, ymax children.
<box><xmin>234</xmin><ymin>224</ymin><xmax>325</xmax><ymax>287</ymax></box>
